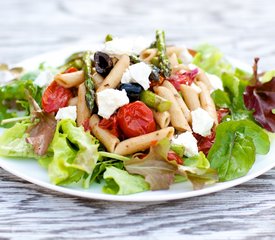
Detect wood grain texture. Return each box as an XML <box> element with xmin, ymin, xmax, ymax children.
<box><xmin>0</xmin><ymin>0</ymin><xmax>275</xmax><ymax>239</ymax></box>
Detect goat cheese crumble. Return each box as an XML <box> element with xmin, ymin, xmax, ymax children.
<box><xmin>97</xmin><ymin>89</ymin><xmax>129</xmax><ymax>119</ymax></box>
<box><xmin>191</xmin><ymin>107</ymin><xmax>214</xmax><ymax>137</ymax></box>
<box><xmin>121</xmin><ymin>62</ymin><xmax>151</xmax><ymax>90</ymax></box>
<box><xmin>172</xmin><ymin>131</ymin><xmax>199</xmax><ymax>157</ymax></box>
<box><xmin>55</xmin><ymin>106</ymin><xmax>77</xmax><ymax>121</ymax></box>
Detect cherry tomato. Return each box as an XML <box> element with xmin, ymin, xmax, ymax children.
<box><xmin>167</xmin><ymin>151</ymin><xmax>183</xmax><ymax>165</ymax></box>
<box><xmin>63</xmin><ymin>67</ymin><xmax>78</xmax><ymax>74</ymax></box>
<box><xmin>99</xmin><ymin>115</ymin><xmax>120</xmax><ymax>137</ymax></box>
<box><xmin>168</xmin><ymin>69</ymin><xmax>198</xmax><ymax>91</ymax></box>
<box><xmin>117</xmin><ymin>101</ymin><xmax>156</xmax><ymax>138</ymax></box>
<box><xmin>42</xmin><ymin>81</ymin><xmax>73</xmax><ymax>113</ymax></box>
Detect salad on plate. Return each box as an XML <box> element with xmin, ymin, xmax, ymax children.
<box><xmin>0</xmin><ymin>30</ymin><xmax>274</xmax><ymax>195</ymax></box>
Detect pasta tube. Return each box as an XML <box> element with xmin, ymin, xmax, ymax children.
<box><xmin>114</xmin><ymin>127</ymin><xmax>174</xmax><ymax>155</ymax></box>
<box><xmin>89</xmin><ymin>114</ymin><xmax>120</xmax><ymax>153</ymax></box>
<box><xmin>97</xmin><ymin>55</ymin><xmax>130</xmax><ymax>92</ymax></box>
<box><xmin>180</xmin><ymin>84</ymin><xmax>201</xmax><ymax>111</ymax></box>
<box><xmin>77</xmin><ymin>83</ymin><xmax>91</xmax><ymax>126</ymax></box>
<box><xmin>162</xmin><ymin>80</ymin><xmax>191</xmax><ymax>123</ymax></box>
<box><xmin>196</xmin><ymin>81</ymin><xmax>218</xmax><ymax>125</ymax></box>
<box><xmin>55</xmin><ymin>70</ymin><xmax>84</xmax><ymax>88</ymax></box>
<box><xmin>153</xmin><ymin>110</ymin><xmax>170</xmax><ymax>129</ymax></box>
<box><xmin>154</xmin><ymin>86</ymin><xmax>191</xmax><ymax>131</ymax></box>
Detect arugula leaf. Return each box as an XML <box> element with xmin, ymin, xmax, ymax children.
<box><xmin>208</xmin><ymin>120</ymin><xmax>270</xmax><ymax>181</ymax></box>
<box><xmin>125</xmin><ymin>138</ymin><xmax>178</xmax><ymax>190</ymax></box>
<box><xmin>103</xmin><ymin>166</ymin><xmax>149</xmax><ymax>195</ymax></box>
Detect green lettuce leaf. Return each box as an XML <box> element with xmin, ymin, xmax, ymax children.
<box><xmin>0</xmin><ymin>122</ymin><xmax>36</xmax><ymax>158</ymax></box>
<box><xmin>103</xmin><ymin>166</ymin><xmax>149</xmax><ymax>195</ymax></box>
<box><xmin>179</xmin><ymin>152</ymin><xmax>218</xmax><ymax>189</ymax></box>
<box><xmin>46</xmin><ymin>119</ymin><xmax>99</xmax><ymax>185</ymax></box>
<box><xmin>208</xmin><ymin>119</ymin><xmax>270</xmax><ymax>181</ymax></box>
<box><xmin>192</xmin><ymin>44</ymin><xmax>233</xmax><ymax>77</ymax></box>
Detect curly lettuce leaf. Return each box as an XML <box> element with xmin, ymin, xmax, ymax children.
<box><xmin>208</xmin><ymin>119</ymin><xmax>270</xmax><ymax>181</ymax></box>
<box><xmin>0</xmin><ymin>122</ymin><xmax>37</xmax><ymax>158</ymax></box>
<box><xmin>103</xmin><ymin>166</ymin><xmax>149</xmax><ymax>195</ymax></box>
<box><xmin>46</xmin><ymin>119</ymin><xmax>99</xmax><ymax>185</ymax></box>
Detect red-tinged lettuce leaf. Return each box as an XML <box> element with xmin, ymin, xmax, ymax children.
<box><xmin>244</xmin><ymin>77</ymin><xmax>275</xmax><ymax>132</ymax></box>
<box><xmin>26</xmin><ymin>95</ymin><xmax>57</xmax><ymax>155</ymax></box>
<box><xmin>124</xmin><ymin>138</ymin><xmax>178</xmax><ymax>190</ymax></box>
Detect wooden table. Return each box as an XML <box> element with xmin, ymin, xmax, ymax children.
<box><xmin>0</xmin><ymin>0</ymin><xmax>274</xmax><ymax>239</ymax></box>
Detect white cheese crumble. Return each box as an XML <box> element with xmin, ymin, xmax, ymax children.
<box><xmin>0</xmin><ymin>71</ymin><xmax>14</xmax><ymax>85</ymax></box>
<box><xmin>97</xmin><ymin>89</ymin><xmax>129</xmax><ymax>119</ymax></box>
<box><xmin>172</xmin><ymin>131</ymin><xmax>198</xmax><ymax>157</ymax></box>
<box><xmin>121</xmin><ymin>62</ymin><xmax>151</xmax><ymax>90</ymax></box>
<box><xmin>205</xmin><ymin>73</ymin><xmax>224</xmax><ymax>92</ymax></box>
<box><xmin>55</xmin><ymin>106</ymin><xmax>77</xmax><ymax>121</ymax></box>
<box><xmin>34</xmin><ymin>70</ymin><xmax>54</xmax><ymax>88</ymax></box>
<box><xmin>103</xmin><ymin>37</ymin><xmax>150</xmax><ymax>56</ymax></box>
<box><xmin>191</xmin><ymin>107</ymin><xmax>214</xmax><ymax>137</ymax></box>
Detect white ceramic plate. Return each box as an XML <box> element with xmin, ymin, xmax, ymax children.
<box><xmin>0</xmin><ymin>45</ymin><xmax>275</xmax><ymax>202</ymax></box>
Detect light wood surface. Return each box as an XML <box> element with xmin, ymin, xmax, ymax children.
<box><xmin>0</xmin><ymin>0</ymin><xmax>275</xmax><ymax>239</ymax></box>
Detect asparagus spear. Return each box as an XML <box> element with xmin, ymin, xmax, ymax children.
<box><xmin>156</xmin><ymin>30</ymin><xmax>171</xmax><ymax>78</ymax></box>
<box><xmin>140</xmin><ymin>90</ymin><xmax>172</xmax><ymax>112</ymax></box>
<box><xmin>83</xmin><ymin>51</ymin><xmax>95</xmax><ymax>113</ymax></box>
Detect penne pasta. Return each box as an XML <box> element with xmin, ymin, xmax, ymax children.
<box><xmin>92</xmin><ymin>72</ymin><xmax>104</xmax><ymax>90</ymax></box>
<box><xmin>196</xmin><ymin>69</ymin><xmax>213</xmax><ymax>91</ymax></box>
<box><xmin>97</xmin><ymin>55</ymin><xmax>130</xmax><ymax>92</ymax></box>
<box><xmin>180</xmin><ymin>84</ymin><xmax>201</xmax><ymax>111</ymax></box>
<box><xmin>154</xmin><ymin>86</ymin><xmax>191</xmax><ymax>131</ymax></box>
<box><xmin>77</xmin><ymin>83</ymin><xmax>91</xmax><ymax>126</ymax></box>
<box><xmin>140</xmin><ymin>48</ymin><xmax>157</xmax><ymax>63</ymax></box>
<box><xmin>55</xmin><ymin>70</ymin><xmax>84</xmax><ymax>88</ymax></box>
<box><xmin>162</xmin><ymin>80</ymin><xmax>191</xmax><ymax>123</ymax></box>
<box><xmin>68</xmin><ymin>96</ymin><xmax>78</xmax><ymax>106</ymax></box>
<box><xmin>114</xmin><ymin>127</ymin><xmax>174</xmax><ymax>156</ymax></box>
<box><xmin>89</xmin><ymin>114</ymin><xmax>120</xmax><ymax>153</ymax></box>
<box><xmin>153</xmin><ymin>110</ymin><xmax>171</xmax><ymax>129</ymax></box>
<box><xmin>196</xmin><ymin>81</ymin><xmax>218</xmax><ymax>125</ymax></box>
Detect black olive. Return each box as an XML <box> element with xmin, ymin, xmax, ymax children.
<box><xmin>94</xmin><ymin>51</ymin><xmax>113</xmax><ymax>77</ymax></box>
<box><xmin>149</xmin><ymin>66</ymin><xmax>160</xmax><ymax>82</ymax></box>
<box><xmin>118</xmin><ymin>83</ymin><xmax>143</xmax><ymax>102</ymax></box>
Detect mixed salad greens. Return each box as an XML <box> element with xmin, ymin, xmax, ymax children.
<box><xmin>0</xmin><ymin>30</ymin><xmax>274</xmax><ymax>195</ymax></box>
